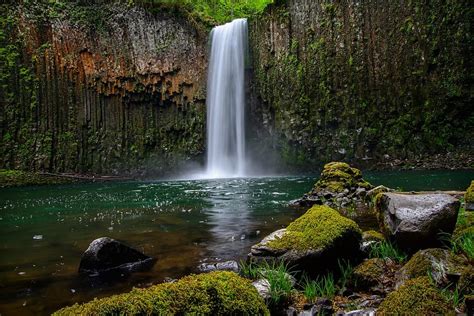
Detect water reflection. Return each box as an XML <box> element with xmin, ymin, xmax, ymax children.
<box><xmin>203</xmin><ymin>179</ymin><xmax>253</xmax><ymax>260</ymax></box>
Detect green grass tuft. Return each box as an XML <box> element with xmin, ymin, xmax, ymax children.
<box><xmin>369</xmin><ymin>240</ymin><xmax>407</xmax><ymax>263</ymax></box>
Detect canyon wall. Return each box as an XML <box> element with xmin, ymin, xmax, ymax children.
<box><xmin>1</xmin><ymin>2</ymin><xmax>208</xmax><ymax>175</ymax></box>
<box><xmin>249</xmin><ymin>0</ymin><xmax>473</xmax><ymax>169</ymax></box>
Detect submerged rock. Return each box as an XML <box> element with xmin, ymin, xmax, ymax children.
<box><xmin>376</xmin><ymin>193</ymin><xmax>460</xmax><ymax>252</ymax></box>
<box><xmin>291</xmin><ymin>162</ymin><xmax>374</xmax><ymax>217</ymax></box>
<box><xmin>249</xmin><ymin>205</ymin><xmax>362</xmax><ymax>276</ymax></box>
<box><xmin>79</xmin><ymin>237</ymin><xmax>155</xmax><ymax>275</ymax></box>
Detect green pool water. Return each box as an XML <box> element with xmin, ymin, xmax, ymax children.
<box><xmin>0</xmin><ymin>170</ymin><xmax>472</xmax><ymax>315</ymax></box>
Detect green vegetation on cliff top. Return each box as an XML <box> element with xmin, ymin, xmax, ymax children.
<box><xmin>53</xmin><ymin>271</ymin><xmax>269</xmax><ymax>315</ymax></box>
<box><xmin>130</xmin><ymin>0</ymin><xmax>273</xmax><ymax>24</ymax></box>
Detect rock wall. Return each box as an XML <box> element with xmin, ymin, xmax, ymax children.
<box><xmin>0</xmin><ymin>2</ymin><xmax>208</xmax><ymax>175</ymax></box>
<box><xmin>249</xmin><ymin>0</ymin><xmax>473</xmax><ymax>169</ymax></box>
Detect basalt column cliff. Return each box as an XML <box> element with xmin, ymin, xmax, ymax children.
<box><xmin>1</xmin><ymin>2</ymin><xmax>208</xmax><ymax>175</ymax></box>
<box><xmin>249</xmin><ymin>0</ymin><xmax>473</xmax><ymax>169</ymax></box>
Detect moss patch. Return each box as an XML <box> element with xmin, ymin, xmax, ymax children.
<box><xmin>353</xmin><ymin>258</ymin><xmax>386</xmax><ymax>288</ymax></box>
<box><xmin>53</xmin><ymin>271</ymin><xmax>269</xmax><ymax>315</ymax></box>
<box><xmin>465</xmin><ymin>181</ymin><xmax>474</xmax><ymax>203</ymax></box>
<box><xmin>362</xmin><ymin>230</ymin><xmax>385</xmax><ymax>243</ymax></box>
<box><xmin>266</xmin><ymin>205</ymin><xmax>361</xmax><ymax>251</ymax></box>
<box><xmin>0</xmin><ymin>169</ymin><xmax>76</xmax><ymax>188</ymax></box>
<box><xmin>378</xmin><ymin>277</ymin><xmax>453</xmax><ymax>315</ymax></box>
<box><xmin>397</xmin><ymin>248</ymin><xmax>464</xmax><ymax>286</ymax></box>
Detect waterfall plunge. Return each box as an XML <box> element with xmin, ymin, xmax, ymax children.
<box><xmin>206</xmin><ymin>19</ymin><xmax>249</xmax><ymax>179</ymax></box>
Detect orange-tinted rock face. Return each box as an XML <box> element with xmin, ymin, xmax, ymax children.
<box><xmin>1</xmin><ymin>3</ymin><xmax>208</xmax><ymax>175</ymax></box>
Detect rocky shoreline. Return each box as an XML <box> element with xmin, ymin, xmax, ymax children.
<box><xmin>51</xmin><ymin>162</ymin><xmax>473</xmax><ymax>315</ymax></box>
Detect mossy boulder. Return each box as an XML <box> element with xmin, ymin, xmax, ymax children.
<box><xmin>395</xmin><ymin>248</ymin><xmax>466</xmax><ymax>288</ymax></box>
<box><xmin>53</xmin><ymin>271</ymin><xmax>269</xmax><ymax>315</ymax></box>
<box><xmin>465</xmin><ymin>180</ymin><xmax>474</xmax><ymax>211</ymax></box>
<box><xmin>291</xmin><ymin>162</ymin><xmax>374</xmax><ymax>218</ymax></box>
<box><xmin>353</xmin><ymin>258</ymin><xmax>387</xmax><ymax>292</ymax></box>
<box><xmin>376</xmin><ymin>192</ymin><xmax>460</xmax><ymax>252</ymax></box>
<box><xmin>377</xmin><ymin>277</ymin><xmax>453</xmax><ymax>315</ymax></box>
<box><xmin>249</xmin><ymin>205</ymin><xmax>362</xmax><ymax>276</ymax></box>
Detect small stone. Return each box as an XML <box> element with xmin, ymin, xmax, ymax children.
<box><xmin>33</xmin><ymin>235</ymin><xmax>43</xmax><ymax>240</ymax></box>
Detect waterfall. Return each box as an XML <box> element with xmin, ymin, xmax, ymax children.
<box><xmin>206</xmin><ymin>18</ymin><xmax>248</xmax><ymax>178</ymax></box>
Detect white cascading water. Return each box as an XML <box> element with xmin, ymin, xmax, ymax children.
<box><xmin>206</xmin><ymin>18</ymin><xmax>248</xmax><ymax>178</ymax></box>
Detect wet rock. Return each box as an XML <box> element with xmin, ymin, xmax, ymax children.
<box><xmin>376</xmin><ymin>193</ymin><xmax>460</xmax><ymax>251</ymax></box>
<box><xmin>79</xmin><ymin>237</ymin><xmax>155</xmax><ymax>275</ymax></box>
<box><xmin>292</xmin><ymin>162</ymin><xmax>373</xmax><ymax>217</ymax></box>
<box><xmin>299</xmin><ymin>298</ymin><xmax>333</xmax><ymax>315</ymax></box>
<box><xmin>252</xmin><ymin>278</ymin><xmax>271</xmax><ymax>299</ymax></box>
<box><xmin>395</xmin><ymin>248</ymin><xmax>466</xmax><ymax>288</ymax></box>
<box><xmin>343</xmin><ymin>309</ymin><xmax>376</xmax><ymax>316</ymax></box>
<box><xmin>198</xmin><ymin>260</ymin><xmax>239</xmax><ymax>273</ymax></box>
<box><xmin>249</xmin><ymin>206</ymin><xmax>362</xmax><ymax>276</ymax></box>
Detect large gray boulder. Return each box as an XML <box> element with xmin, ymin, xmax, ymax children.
<box><xmin>376</xmin><ymin>193</ymin><xmax>460</xmax><ymax>252</ymax></box>
<box><xmin>79</xmin><ymin>237</ymin><xmax>155</xmax><ymax>275</ymax></box>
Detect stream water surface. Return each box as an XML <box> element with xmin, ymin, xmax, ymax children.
<box><xmin>0</xmin><ymin>170</ymin><xmax>473</xmax><ymax>315</ymax></box>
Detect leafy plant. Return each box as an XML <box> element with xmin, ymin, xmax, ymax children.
<box><xmin>369</xmin><ymin>240</ymin><xmax>407</xmax><ymax>263</ymax></box>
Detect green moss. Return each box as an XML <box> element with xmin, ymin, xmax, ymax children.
<box><xmin>53</xmin><ymin>271</ymin><xmax>269</xmax><ymax>315</ymax></box>
<box><xmin>362</xmin><ymin>230</ymin><xmax>385</xmax><ymax>243</ymax></box>
<box><xmin>0</xmin><ymin>169</ymin><xmax>76</xmax><ymax>188</ymax></box>
<box><xmin>465</xmin><ymin>181</ymin><xmax>474</xmax><ymax>203</ymax></box>
<box><xmin>378</xmin><ymin>277</ymin><xmax>453</xmax><ymax>315</ymax></box>
<box><xmin>353</xmin><ymin>258</ymin><xmax>386</xmax><ymax>288</ymax></box>
<box><xmin>399</xmin><ymin>248</ymin><xmax>464</xmax><ymax>285</ymax></box>
<box><xmin>266</xmin><ymin>205</ymin><xmax>361</xmax><ymax>251</ymax></box>
<box><xmin>459</xmin><ymin>265</ymin><xmax>474</xmax><ymax>296</ymax></box>
<box><xmin>314</xmin><ymin>162</ymin><xmax>372</xmax><ymax>194</ymax></box>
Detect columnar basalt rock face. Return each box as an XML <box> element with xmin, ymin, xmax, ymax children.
<box><xmin>248</xmin><ymin>0</ymin><xmax>473</xmax><ymax>169</ymax></box>
<box><xmin>1</xmin><ymin>2</ymin><xmax>208</xmax><ymax>175</ymax></box>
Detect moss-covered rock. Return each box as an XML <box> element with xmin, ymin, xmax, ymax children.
<box><xmin>315</xmin><ymin>162</ymin><xmax>369</xmax><ymax>192</ymax></box>
<box><xmin>266</xmin><ymin>205</ymin><xmax>361</xmax><ymax>251</ymax></box>
<box><xmin>291</xmin><ymin>162</ymin><xmax>374</xmax><ymax>218</ymax></box>
<box><xmin>53</xmin><ymin>271</ymin><xmax>269</xmax><ymax>315</ymax></box>
<box><xmin>465</xmin><ymin>180</ymin><xmax>474</xmax><ymax>211</ymax></box>
<box><xmin>377</xmin><ymin>277</ymin><xmax>453</xmax><ymax>315</ymax></box>
<box><xmin>250</xmin><ymin>205</ymin><xmax>362</xmax><ymax>276</ymax></box>
<box><xmin>353</xmin><ymin>258</ymin><xmax>386</xmax><ymax>290</ymax></box>
<box><xmin>395</xmin><ymin>248</ymin><xmax>466</xmax><ymax>288</ymax></box>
